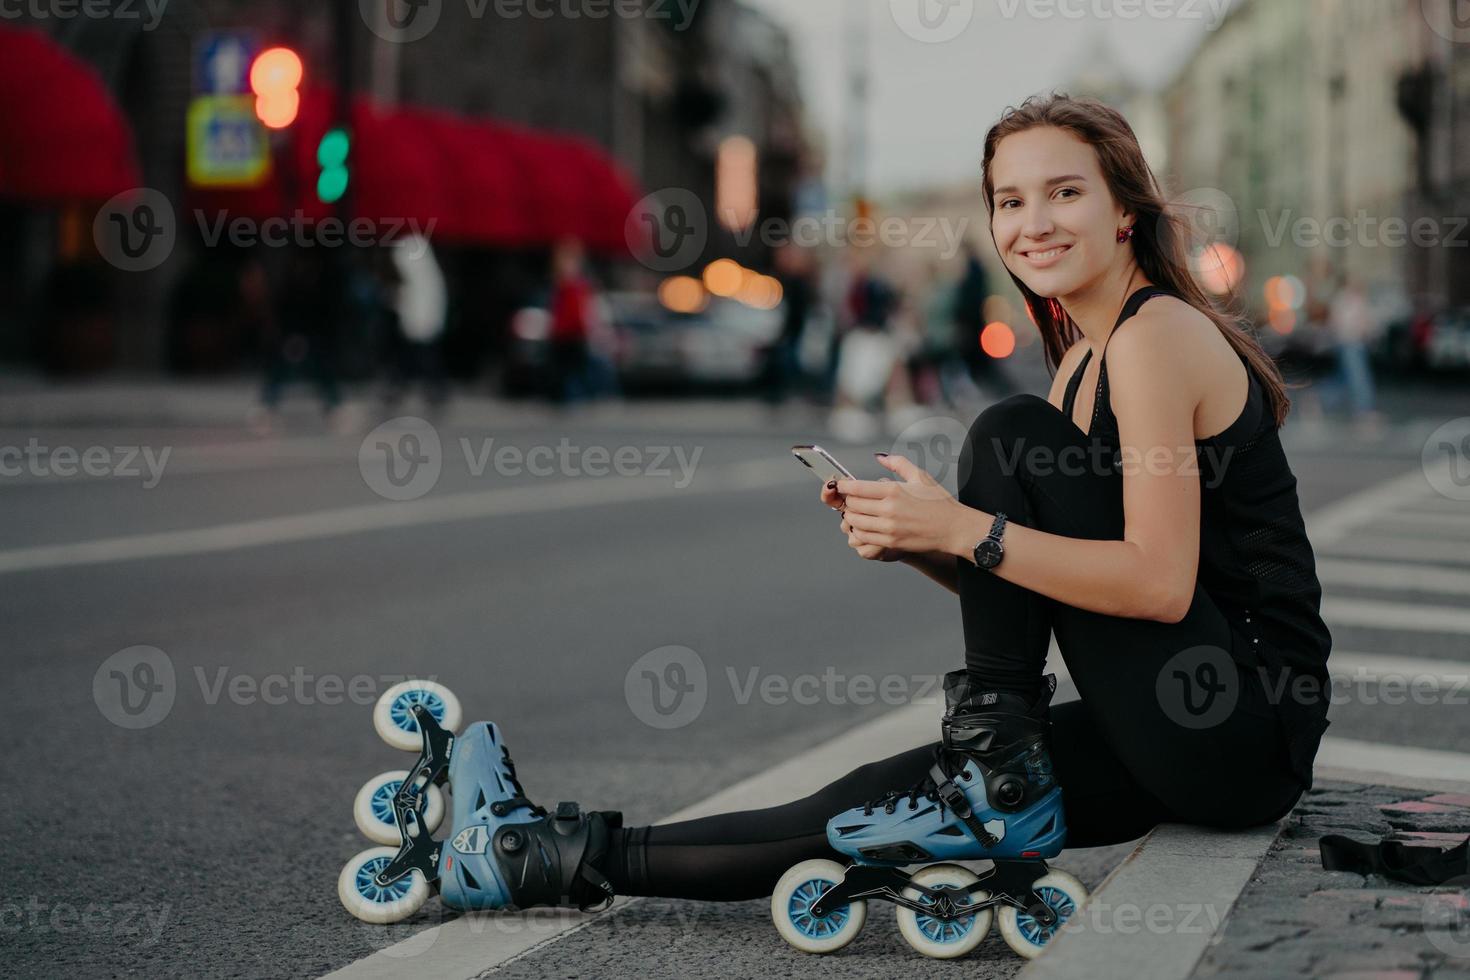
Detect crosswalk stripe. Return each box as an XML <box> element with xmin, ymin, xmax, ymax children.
<box><xmin>1318</xmin><ymin>536</ymin><xmax>1470</xmax><ymax>565</ymax></box>
<box><xmin>1322</xmin><ymin>596</ymin><xmax>1470</xmax><ymax>634</ymax></box>
<box><xmin>1315</xmin><ymin>557</ymin><xmax>1470</xmax><ymax>596</ymax></box>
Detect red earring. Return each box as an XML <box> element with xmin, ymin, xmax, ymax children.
<box><xmin>1117</xmin><ymin>226</ymin><xmax>1135</xmax><ymax>243</ymax></box>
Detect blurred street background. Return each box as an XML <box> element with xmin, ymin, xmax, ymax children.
<box><xmin>2</xmin><ymin>0</ymin><xmax>1470</xmax><ymax>978</ymax></box>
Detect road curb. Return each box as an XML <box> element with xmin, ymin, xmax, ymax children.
<box><xmin>1019</xmin><ymin>820</ymin><xmax>1283</xmax><ymax>980</ymax></box>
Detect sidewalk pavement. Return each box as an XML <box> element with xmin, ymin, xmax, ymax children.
<box><xmin>1193</xmin><ymin>782</ymin><xmax>1470</xmax><ymax>979</ymax></box>
<box><xmin>1025</xmin><ymin>781</ymin><xmax>1470</xmax><ymax>980</ymax></box>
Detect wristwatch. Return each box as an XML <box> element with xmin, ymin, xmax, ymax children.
<box><xmin>972</xmin><ymin>512</ymin><xmax>1007</xmax><ymax>570</ymax></box>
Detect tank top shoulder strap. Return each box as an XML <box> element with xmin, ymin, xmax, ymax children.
<box><xmin>1061</xmin><ymin>284</ymin><xmax>1173</xmax><ymax>419</ymax></box>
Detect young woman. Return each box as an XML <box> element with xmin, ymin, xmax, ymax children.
<box><xmin>343</xmin><ymin>94</ymin><xmax>1333</xmax><ymax>950</ymax></box>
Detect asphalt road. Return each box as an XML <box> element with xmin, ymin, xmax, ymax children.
<box><xmin>0</xmin><ymin>376</ymin><xmax>1464</xmax><ymax>979</ymax></box>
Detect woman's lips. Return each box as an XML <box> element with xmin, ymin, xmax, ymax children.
<box><xmin>1020</xmin><ymin>243</ymin><xmax>1072</xmax><ymax>268</ymax></box>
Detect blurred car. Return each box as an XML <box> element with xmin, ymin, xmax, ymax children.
<box><xmin>615</xmin><ymin>294</ymin><xmax>783</xmax><ymax>392</ymax></box>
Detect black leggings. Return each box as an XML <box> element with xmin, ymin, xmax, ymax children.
<box><xmin>603</xmin><ymin>394</ymin><xmax>1306</xmax><ymax>901</ymax></box>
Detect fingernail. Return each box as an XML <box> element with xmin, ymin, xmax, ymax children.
<box><xmin>826</xmin><ymin>480</ymin><xmax>837</xmax><ymax>489</ymax></box>
<box><xmin>874</xmin><ymin>452</ymin><xmax>889</xmax><ymax>458</ymax></box>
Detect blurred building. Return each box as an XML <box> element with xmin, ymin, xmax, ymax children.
<box><xmin>1162</xmin><ymin>0</ymin><xmax>1463</xmax><ymax>321</ymax></box>
<box><xmin>0</xmin><ymin>0</ymin><xmax>809</xmax><ymax>374</ymax></box>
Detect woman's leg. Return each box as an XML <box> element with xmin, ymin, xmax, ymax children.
<box><xmin>600</xmin><ymin>696</ymin><xmax>1173</xmax><ymax>900</ymax></box>
<box><xmin>955</xmin><ymin>394</ymin><xmax>1303</xmax><ymax>827</ymax></box>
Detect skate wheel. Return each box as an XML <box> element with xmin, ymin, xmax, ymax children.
<box><xmin>353</xmin><ymin>769</ymin><xmax>446</xmax><ymax>846</ymax></box>
<box><xmin>996</xmin><ymin>869</ymin><xmax>1087</xmax><ymax>959</ymax></box>
<box><xmin>373</xmin><ymin>680</ymin><xmax>462</xmax><ymax>751</ymax></box>
<box><xmin>896</xmin><ymin>864</ymin><xmax>992</xmax><ymax>959</ymax></box>
<box><xmin>771</xmin><ymin>859</ymin><xmax>866</xmax><ymax>954</ymax></box>
<box><xmin>338</xmin><ymin>846</ymin><xmax>431</xmax><ymax>924</ymax></box>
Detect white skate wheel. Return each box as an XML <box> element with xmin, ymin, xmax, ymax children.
<box><xmin>896</xmin><ymin>863</ymin><xmax>992</xmax><ymax>959</ymax></box>
<box><xmin>338</xmin><ymin>846</ymin><xmax>431</xmax><ymax>924</ymax></box>
<box><xmin>373</xmin><ymin>680</ymin><xmax>462</xmax><ymax>752</ymax></box>
<box><xmin>771</xmin><ymin>859</ymin><xmax>867</xmax><ymax>954</ymax></box>
<box><xmin>353</xmin><ymin>769</ymin><xmax>446</xmax><ymax>846</ymax></box>
<box><xmin>996</xmin><ymin>868</ymin><xmax>1087</xmax><ymax>959</ymax></box>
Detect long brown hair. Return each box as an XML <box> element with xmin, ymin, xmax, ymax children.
<box><xmin>980</xmin><ymin>92</ymin><xmax>1293</xmax><ymax>427</ymax></box>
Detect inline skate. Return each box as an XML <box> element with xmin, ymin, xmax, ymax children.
<box><xmin>338</xmin><ymin>680</ymin><xmax>622</xmax><ymax>924</ymax></box>
<box><xmin>771</xmin><ymin>670</ymin><xmax>1087</xmax><ymax>959</ymax></box>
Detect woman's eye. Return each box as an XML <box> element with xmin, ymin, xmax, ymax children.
<box><xmin>1055</xmin><ymin>187</ymin><xmax>1079</xmax><ymax>199</ymax></box>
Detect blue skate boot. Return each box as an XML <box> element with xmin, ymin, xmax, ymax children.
<box><xmin>340</xmin><ymin>699</ymin><xmax>621</xmax><ymax>924</ymax></box>
<box><xmin>772</xmin><ymin>670</ymin><xmax>1087</xmax><ymax>960</ymax></box>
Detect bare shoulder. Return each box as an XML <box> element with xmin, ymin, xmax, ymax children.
<box><xmin>1105</xmin><ymin>294</ymin><xmax>1224</xmax><ymax>378</ymax></box>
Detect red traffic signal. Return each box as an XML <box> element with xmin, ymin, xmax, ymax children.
<box><xmin>249</xmin><ymin>47</ymin><xmax>302</xmax><ymax>129</ymax></box>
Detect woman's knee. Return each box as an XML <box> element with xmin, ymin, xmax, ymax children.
<box><xmin>958</xmin><ymin>393</ymin><xmax>1072</xmax><ymax>506</ymax></box>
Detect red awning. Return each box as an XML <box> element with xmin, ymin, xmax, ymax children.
<box><xmin>0</xmin><ymin>24</ymin><xmax>140</xmax><ymax>202</ymax></box>
<box><xmin>189</xmin><ymin>89</ymin><xmax>641</xmax><ymax>255</ymax></box>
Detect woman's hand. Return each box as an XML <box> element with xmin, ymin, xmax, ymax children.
<box><xmin>821</xmin><ymin>477</ymin><xmax>906</xmax><ymax>562</ymax></box>
<box><xmin>836</xmin><ymin>454</ymin><xmax>974</xmax><ymax>558</ymax></box>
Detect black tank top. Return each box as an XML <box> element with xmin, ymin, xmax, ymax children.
<box><xmin>1062</xmin><ymin>285</ymin><xmax>1332</xmax><ymax>784</ymax></box>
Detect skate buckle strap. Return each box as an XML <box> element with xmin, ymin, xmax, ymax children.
<box><xmin>930</xmin><ymin>762</ymin><xmax>1000</xmax><ymax>849</ymax></box>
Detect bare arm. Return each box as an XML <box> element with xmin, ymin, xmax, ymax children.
<box><xmin>900</xmin><ymin>550</ymin><xmax>960</xmax><ymax>595</ymax></box>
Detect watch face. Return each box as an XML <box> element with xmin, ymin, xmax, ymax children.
<box><xmin>975</xmin><ymin>539</ymin><xmax>1003</xmax><ymax>568</ymax></box>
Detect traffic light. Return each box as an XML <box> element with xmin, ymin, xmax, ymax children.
<box><xmin>249</xmin><ymin>47</ymin><xmax>303</xmax><ymax>129</ymax></box>
<box><xmin>316</xmin><ymin>127</ymin><xmax>350</xmax><ymax>204</ymax></box>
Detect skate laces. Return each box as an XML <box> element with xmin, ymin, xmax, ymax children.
<box><xmin>499</xmin><ymin>744</ymin><xmax>548</xmax><ymax>817</ymax></box>
<box><xmin>862</xmin><ymin>742</ymin><xmax>972</xmax><ymax>817</ymax></box>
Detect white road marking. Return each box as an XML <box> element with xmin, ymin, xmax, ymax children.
<box><xmin>1315</xmin><ymin>558</ymin><xmax>1470</xmax><ymax>597</ymax></box>
<box><xmin>1322</xmin><ymin>596</ymin><xmax>1470</xmax><ymax>634</ymax></box>
<box><xmin>0</xmin><ymin>458</ymin><xmax>797</xmax><ymax>576</ymax></box>
<box><xmin>1316</xmin><ymin>737</ymin><xmax>1470</xmax><ymax>785</ymax></box>
<box><xmin>1328</xmin><ymin>649</ymin><xmax>1470</xmax><ymax>688</ymax></box>
<box><xmin>1318</xmin><ymin>536</ymin><xmax>1470</xmax><ymax>565</ymax></box>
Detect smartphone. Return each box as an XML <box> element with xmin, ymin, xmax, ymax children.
<box><xmin>792</xmin><ymin>444</ymin><xmax>857</xmax><ymax>484</ymax></box>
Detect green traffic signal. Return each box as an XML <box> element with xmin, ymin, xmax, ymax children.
<box><xmin>316</xmin><ymin>126</ymin><xmax>350</xmax><ymax>204</ymax></box>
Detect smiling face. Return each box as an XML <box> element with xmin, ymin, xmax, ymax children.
<box><xmin>988</xmin><ymin>126</ymin><xmax>1133</xmax><ymax>299</ymax></box>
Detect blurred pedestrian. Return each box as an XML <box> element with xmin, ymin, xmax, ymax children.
<box><xmin>383</xmin><ymin>233</ymin><xmax>449</xmax><ymax>415</ymax></box>
<box><xmin>761</xmin><ymin>243</ymin><xmax>815</xmax><ymax>407</ymax></box>
<box><xmin>953</xmin><ymin>243</ymin><xmax>1012</xmax><ymax>398</ymax></box>
<box><xmin>251</xmin><ymin>248</ymin><xmax>343</xmax><ymax>434</ymax></box>
<box><xmin>1321</xmin><ymin>273</ymin><xmax>1384</xmax><ymax>433</ymax></box>
<box><xmin>546</xmin><ymin>238</ymin><xmax>596</xmax><ymax>406</ymax></box>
